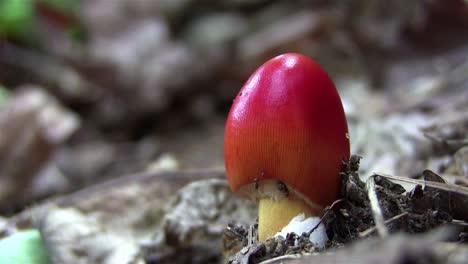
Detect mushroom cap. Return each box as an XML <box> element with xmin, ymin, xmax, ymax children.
<box><xmin>224</xmin><ymin>53</ymin><xmax>349</xmax><ymax>208</ymax></box>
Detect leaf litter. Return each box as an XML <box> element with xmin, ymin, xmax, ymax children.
<box><xmin>224</xmin><ymin>155</ymin><xmax>468</xmax><ymax>264</ymax></box>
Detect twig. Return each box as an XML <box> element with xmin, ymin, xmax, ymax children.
<box><xmin>248</xmin><ymin>224</ymin><xmax>257</xmax><ymax>246</ymax></box>
<box><xmin>359</xmin><ymin>212</ymin><xmax>408</xmax><ymax>237</ymax></box>
<box><xmin>306</xmin><ymin>199</ymin><xmax>344</xmax><ymax>236</ymax></box>
<box><xmin>451</xmin><ymin>219</ymin><xmax>468</xmax><ymax>227</ymax></box>
<box><xmin>375</xmin><ymin>173</ymin><xmax>468</xmax><ymax>196</ymax></box>
<box><xmin>366</xmin><ymin>175</ymin><xmax>388</xmax><ymax>237</ymax></box>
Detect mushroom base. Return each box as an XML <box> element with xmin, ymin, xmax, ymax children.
<box><xmin>237</xmin><ymin>180</ymin><xmax>323</xmax><ymax>213</ymax></box>
<box><xmin>258</xmin><ymin>197</ymin><xmax>320</xmax><ymax>241</ymax></box>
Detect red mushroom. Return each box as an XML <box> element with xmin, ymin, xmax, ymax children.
<box><xmin>224</xmin><ymin>53</ymin><xmax>349</xmax><ymax>241</ymax></box>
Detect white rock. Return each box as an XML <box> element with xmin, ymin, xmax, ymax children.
<box><xmin>275</xmin><ymin>213</ymin><xmax>328</xmax><ymax>249</ymax></box>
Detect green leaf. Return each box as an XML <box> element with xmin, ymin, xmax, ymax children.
<box><xmin>0</xmin><ymin>0</ymin><xmax>34</xmax><ymax>38</ymax></box>
<box><xmin>0</xmin><ymin>85</ymin><xmax>10</xmax><ymax>105</ymax></box>
<box><xmin>0</xmin><ymin>229</ymin><xmax>51</xmax><ymax>264</ymax></box>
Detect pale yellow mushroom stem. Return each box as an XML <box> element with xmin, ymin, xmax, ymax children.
<box><xmin>258</xmin><ymin>197</ymin><xmax>320</xmax><ymax>241</ymax></box>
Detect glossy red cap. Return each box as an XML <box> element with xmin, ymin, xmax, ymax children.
<box><xmin>224</xmin><ymin>53</ymin><xmax>350</xmax><ymax>207</ymax></box>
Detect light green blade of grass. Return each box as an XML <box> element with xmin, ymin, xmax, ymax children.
<box><xmin>0</xmin><ymin>84</ymin><xmax>10</xmax><ymax>105</ymax></box>
<box><xmin>0</xmin><ymin>229</ymin><xmax>51</xmax><ymax>264</ymax></box>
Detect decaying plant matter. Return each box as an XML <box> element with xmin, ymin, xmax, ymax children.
<box><xmin>225</xmin><ymin>155</ymin><xmax>468</xmax><ymax>263</ymax></box>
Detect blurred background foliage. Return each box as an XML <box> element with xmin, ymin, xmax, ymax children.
<box><xmin>0</xmin><ymin>0</ymin><xmax>467</xmax><ymax>213</ymax></box>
